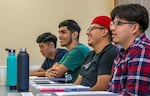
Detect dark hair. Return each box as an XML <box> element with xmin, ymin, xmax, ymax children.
<box><xmin>36</xmin><ymin>32</ymin><xmax>57</xmax><ymax>48</ymax></box>
<box><xmin>58</xmin><ymin>19</ymin><xmax>81</xmax><ymax>41</ymax></box>
<box><xmin>111</xmin><ymin>4</ymin><xmax>149</xmax><ymax>32</ymax></box>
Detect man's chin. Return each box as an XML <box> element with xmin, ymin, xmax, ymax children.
<box><xmin>112</xmin><ymin>40</ymin><xmax>119</xmax><ymax>44</ymax></box>
<box><xmin>60</xmin><ymin>44</ymin><xmax>66</xmax><ymax>47</ymax></box>
<box><xmin>88</xmin><ymin>43</ymin><xmax>92</xmax><ymax>47</ymax></box>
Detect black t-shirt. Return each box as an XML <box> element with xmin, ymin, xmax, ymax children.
<box><xmin>41</xmin><ymin>48</ymin><xmax>67</xmax><ymax>70</ymax></box>
<box><xmin>80</xmin><ymin>44</ymin><xmax>119</xmax><ymax>88</ymax></box>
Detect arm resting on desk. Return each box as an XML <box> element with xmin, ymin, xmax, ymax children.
<box><xmin>45</xmin><ymin>64</ymin><xmax>68</xmax><ymax>78</ymax></box>
<box><xmin>90</xmin><ymin>75</ymin><xmax>111</xmax><ymax>91</ymax></box>
<box><xmin>29</xmin><ymin>67</ymin><xmax>46</xmax><ymax>77</ymax></box>
<box><xmin>74</xmin><ymin>75</ymin><xmax>82</xmax><ymax>85</ymax></box>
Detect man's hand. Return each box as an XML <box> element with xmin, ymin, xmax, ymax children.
<box><xmin>45</xmin><ymin>63</ymin><xmax>60</xmax><ymax>78</ymax></box>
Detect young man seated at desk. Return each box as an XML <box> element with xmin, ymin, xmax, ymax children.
<box><xmin>45</xmin><ymin>19</ymin><xmax>90</xmax><ymax>83</ymax></box>
<box><xmin>74</xmin><ymin>16</ymin><xmax>118</xmax><ymax>91</ymax></box>
<box><xmin>30</xmin><ymin>32</ymin><xmax>67</xmax><ymax>77</ymax></box>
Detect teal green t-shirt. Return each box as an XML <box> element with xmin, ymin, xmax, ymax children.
<box><xmin>59</xmin><ymin>43</ymin><xmax>90</xmax><ymax>83</ymax></box>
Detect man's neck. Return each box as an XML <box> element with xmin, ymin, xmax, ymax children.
<box><xmin>48</xmin><ymin>49</ymin><xmax>58</xmax><ymax>60</ymax></box>
<box><xmin>94</xmin><ymin>40</ymin><xmax>111</xmax><ymax>54</ymax></box>
<box><xmin>66</xmin><ymin>41</ymin><xmax>79</xmax><ymax>51</ymax></box>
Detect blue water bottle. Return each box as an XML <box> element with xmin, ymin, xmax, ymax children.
<box><xmin>5</xmin><ymin>48</ymin><xmax>17</xmax><ymax>89</ymax></box>
<box><xmin>17</xmin><ymin>48</ymin><xmax>29</xmax><ymax>92</ymax></box>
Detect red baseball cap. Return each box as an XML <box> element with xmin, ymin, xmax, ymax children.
<box><xmin>91</xmin><ymin>16</ymin><xmax>112</xmax><ymax>30</ymax></box>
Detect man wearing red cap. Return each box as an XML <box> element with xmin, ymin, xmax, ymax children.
<box><xmin>74</xmin><ymin>16</ymin><xmax>119</xmax><ymax>91</ymax></box>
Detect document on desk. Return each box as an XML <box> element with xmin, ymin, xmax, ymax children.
<box><xmin>30</xmin><ymin>76</ymin><xmax>90</xmax><ymax>92</ymax></box>
<box><xmin>30</xmin><ymin>76</ymin><xmax>74</xmax><ymax>87</ymax></box>
<box><xmin>30</xmin><ymin>76</ymin><xmax>66</xmax><ymax>82</ymax></box>
<box><xmin>30</xmin><ymin>76</ymin><xmax>56</xmax><ymax>87</ymax></box>
<box><xmin>30</xmin><ymin>76</ymin><xmax>55</xmax><ymax>81</ymax></box>
<box><xmin>54</xmin><ymin>91</ymin><xmax>121</xmax><ymax>96</ymax></box>
<box><xmin>30</xmin><ymin>76</ymin><xmax>68</xmax><ymax>85</ymax></box>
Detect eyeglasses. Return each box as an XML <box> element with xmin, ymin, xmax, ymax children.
<box><xmin>87</xmin><ymin>26</ymin><xmax>104</xmax><ymax>32</ymax></box>
<box><xmin>110</xmin><ymin>21</ymin><xmax>136</xmax><ymax>27</ymax></box>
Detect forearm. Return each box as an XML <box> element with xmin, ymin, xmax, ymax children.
<box><xmin>45</xmin><ymin>64</ymin><xmax>68</xmax><ymax>78</ymax></box>
<box><xmin>52</xmin><ymin>64</ymin><xmax>68</xmax><ymax>78</ymax></box>
<box><xmin>29</xmin><ymin>71</ymin><xmax>46</xmax><ymax>77</ymax></box>
<box><xmin>90</xmin><ymin>84</ymin><xmax>109</xmax><ymax>91</ymax></box>
<box><xmin>74</xmin><ymin>75</ymin><xmax>82</xmax><ymax>85</ymax></box>
<box><xmin>90</xmin><ymin>75</ymin><xmax>110</xmax><ymax>91</ymax></box>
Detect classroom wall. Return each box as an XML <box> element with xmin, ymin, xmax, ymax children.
<box><xmin>0</xmin><ymin>0</ymin><xmax>114</xmax><ymax>66</ymax></box>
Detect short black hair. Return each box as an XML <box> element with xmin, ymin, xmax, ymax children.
<box><xmin>36</xmin><ymin>32</ymin><xmax>57</xmax><ymax>48</ymax></box>
<box><xmin>111</xmin><ymin>4</ymin><xmax>149</xmax><ymax>32</ymax></box>
<box><xmin>58</xmin><ymin>19</ymin><xmax>81</xmax><ymax>41</ymax></box>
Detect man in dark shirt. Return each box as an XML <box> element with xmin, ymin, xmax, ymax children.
<box><xmin>29</xmin><ymin>32</ymin><xmax>67</xmax><ymax>77</ymax></box>
<box><xmin>75</xmin><ymin>16</ymin><xmax>118</xmax><ymax>91</ymax></box>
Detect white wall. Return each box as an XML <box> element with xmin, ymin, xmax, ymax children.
<box><xmin>0</xmin><ymin>0</ymin><xmax>114</xmax><ymax>66</ymax></box>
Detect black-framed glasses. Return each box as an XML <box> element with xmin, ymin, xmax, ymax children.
<box><xmin>87</xmin><ymin>26</ymin><xmax>104</xmax><ymax>32</ymax></box>
<box><xmin>110</xmin><ymin>21</ymin><xmax>136</xmax><ymax>27</ymax></box>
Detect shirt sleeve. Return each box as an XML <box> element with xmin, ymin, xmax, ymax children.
<box><xmin>59</xmin><ymin>48</ymin><xmax>85</xmax><ymax>71</ymax></box>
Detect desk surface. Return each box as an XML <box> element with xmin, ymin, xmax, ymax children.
<box><xmin>0</xmin><ymin>85</ymin><xmax>21</xmax><ymax>96</ymax></box>
<box><xmin>0</xmin><ymin>77</ymin><xmax>120</xmax><ymax>96</ymax></box>
<box><xmin>0</xmin><ymin>85</ymin><xmax>41</xmax><ymax>96</ymax></box>
<box><xmin>0</xmin><ymin>85</ymin><xmax>120</xmax><ymax>96</ymax></box>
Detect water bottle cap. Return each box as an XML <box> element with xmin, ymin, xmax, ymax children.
<box><xmin>10</xmin><ymin>49</ymin><xmax>15</xmax><ymax>53</ymax></box>
<box><xmin>20</xmin><ymin>48</ymin><xmax>26</xmax><ymax>52</ymax></box>
<box><xmin>5</xmin><ymin>48</ymin><xmax>15</xmax><ymax>53</ymax></box>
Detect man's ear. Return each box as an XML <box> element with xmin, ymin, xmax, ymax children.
<box><xmin>131</xmin><ymin>23</ymin><xmax>140</xmax><ymax>34</ymax></box>
<box><xmin>48</xmin><ymin>42</ymin><xmax>54</xmax><ymax>47</ymax></box>
<box><xmin>102</xmin><ymin>29</ymin><xmax>109</xmax><ymax>37</ymax></box>
<box><xmin>72</xmin><ymin>31</ymin><xmax>78</xmax><ymax>39</ymax></box>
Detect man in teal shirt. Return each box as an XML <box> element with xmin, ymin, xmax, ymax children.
<box><xmin>46</xmin><ymin>19</ymin><xmax>90</xmax><ymax>83</ymax></box>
